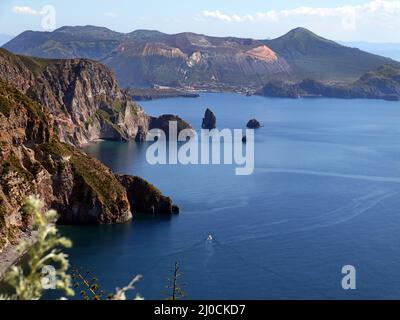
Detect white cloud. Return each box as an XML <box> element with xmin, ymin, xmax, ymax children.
<box><xmin>105</xmin><ymin>12</ymin><xmax>119</xmax><ymax>19</ymax></box>
<box><xmin>201</xmin><ymin>0</ymin><xmax>400</xmax><ymax>31</ymax></box>
<box><xmin>203</xmin><ymin>10</ymin><xmax>245</xmax><ymax>23</ymax></box>
<box><xmin>12</xmin><ymin>6</ymin><xmax>45</xmax><ymax>16</ymax></box>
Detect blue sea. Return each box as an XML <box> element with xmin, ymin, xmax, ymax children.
<box><xmin>60</xmin><ymin>93</ymin><xmax>400</xmax><ymax>299</ymax></box>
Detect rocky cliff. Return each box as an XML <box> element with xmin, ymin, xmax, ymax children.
<box><xmin>0</xmin><ymin>80</ymin><xmax>178</xmax><ymax>250</ymax></box>
<box><xmin>0</xmin><ymin>48</ymin><xmax>150</xmax><ymax>146</ymax></box>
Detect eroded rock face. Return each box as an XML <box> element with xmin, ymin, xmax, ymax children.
<box><xmin>38</xmin><ymin>144</ymin><xmax>133</xmax><ymax>225</ymax></box>
<box><xmin>0</xmin><ymin>82</ymin><xmax>177</xmax><ymax>251</ymax></box>
<box><xmin>247</xmin><ymin>119</ymin><xmax>261</xmax><ymax>129</ymax></box>
<box><xmin>118</xmin><ymin>175</ymin><xmax>179</xmax><ymax>215</ymax></box>
<box><xmin>202</xmin><ymin>108</ymin><xmax>217</xmax><ymax>130</ymax></box>
<box><xmin>0</xmin><ymin>49</ymin><xmax>150</xmax><ymax>146</ymax></box>
<box><xmin>0</xmin><ymin>49</ymin><xmax>183</xmax><ymax>252</ymax></box>
<box><xmin>37</xmin><ymin>59</ymin><xmax>151</xmax><ymax>145</ymax></box>
<box><xmin>0</xmin><ymin>82</ymin><xmax>132</xmax><ymax>247</ymax></box>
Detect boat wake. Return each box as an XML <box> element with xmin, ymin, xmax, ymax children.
<box><xmin>259</xmin><ymin>167</ymin><xmax>400</xmax><ymax>184</ymax></box>
<box><xmin>236</xmin><ymin>189</ymin><xmax>398</xmax><ymax>241</ymax></box>
<box><xmin>294</xmin><ymin>190</ymin><xmax>397</xmax><ymax>232</ymax></box>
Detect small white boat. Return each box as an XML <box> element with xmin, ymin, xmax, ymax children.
<box><xmin>207</xmin><ymin>235</ymin><xmax>213</xmax><ymax>241</ymax></box>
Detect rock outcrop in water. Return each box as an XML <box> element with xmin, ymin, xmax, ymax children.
<box><xmin>247</xmin><ymin>119</ymin><xmax>261</xmax><ymax>129</ymax></box>
<box><xmin>202</xmin><ymin>108</ymin><xmax>217</xmax><ymax>130</ymax></box>
<box><xmin>118</xmin><ymin>175</ymin><xmax>179</xmax><ymax>215</ymax></box>
<box><xmin>149</xmin><ymin>114</ymin><xmax>194</xmax><ymax>138</ymax></box>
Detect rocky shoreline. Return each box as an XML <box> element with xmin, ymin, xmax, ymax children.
<box><xmin>128</xmin><ymin>84</ymin><xmax>260</xmax><ymax>101</ymax></box>
<box><xmin>129</xmin><ymin>87</ymin><xmax>200</xmax><ymax>101</ymax></box>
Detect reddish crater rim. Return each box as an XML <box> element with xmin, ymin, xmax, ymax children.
<box><xmin>245</xmin><ymin>45</ymin><xmax>278</xmax><ymax>62</ymax></box>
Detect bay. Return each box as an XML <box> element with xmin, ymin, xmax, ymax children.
<box><xmin>60</xmin><ymin>93</ymin><xmax>400</xmax><ymax>299</ymax></box>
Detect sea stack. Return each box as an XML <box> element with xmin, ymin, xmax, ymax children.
<box><xmin>202</xmin><ymin>108</ymin><xmax>217</xmax><ymax>130</ymax></box>
<box><xmin>247</xmin><ymin>119</ymin><xmax>261</xmax><ymax>129</ymax></box>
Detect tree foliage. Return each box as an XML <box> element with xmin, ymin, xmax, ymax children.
<box><xmin>1</xmin><ymin>196</ymin><xmax>73</xmax><ymax>300</ymax></box>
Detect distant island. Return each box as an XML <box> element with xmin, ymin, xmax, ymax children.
<box><xmin>3</xmin><ymin>26</ymin><xmax>399</xmax><ymax>94</ymax></box>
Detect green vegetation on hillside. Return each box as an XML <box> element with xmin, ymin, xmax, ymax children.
<box><xmin>17</xmin><ymin>55</ymin><xmax>57</xmax><ymax>76</ymax></box>
<box><xmin>0</xmin><ymin>80</ymin><xmax>46</xmax><ymax>120</ymax></box>
<box><xmin>39</xmin><ymin>139</ymin><xmax>126</xmax><ymax>209</ymax></box>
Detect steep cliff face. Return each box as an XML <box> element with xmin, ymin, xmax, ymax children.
<box><xmin>118</xmin><ymin>175</ymin><xmax>179</xmax><ymax>215</ymax></box>
<box><xmin>0</xmin><ymin>81</ymin><xmax>179</xmax><ymax>251</ymax></box>
<box><xmin>35</xmin><ymin>59</ymin><xmax>150</xmax><ymax>145</ymax></box>
<box><xmin>0</xmin><ymin>85</ymin><xmax>54</xmax><ymax>247</ymax></box>
<box><xmin>0</xmin><ymin>81</ymin><xmax>132</xmax><ymax>249</ymax></box>
<box><xmin>0</xmin><ymin>49</ymin><xmax>150</xmax><ymax>146</ymax></box>
<box><xmin>0</xmin><ymin>50</ymin><xmax>36</xmax><ymax>92</ymax></box>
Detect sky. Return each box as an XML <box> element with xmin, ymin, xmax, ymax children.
<box><xmin>1</xmin><ymin>0</ymin><xmax>400</xmax><ymax>42</ymax></box>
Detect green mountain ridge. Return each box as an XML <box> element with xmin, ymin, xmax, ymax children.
<box><xmin>264</xmin><ymin>28</ymin><xmax>397</xmax><ymax>82</ymax></box>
